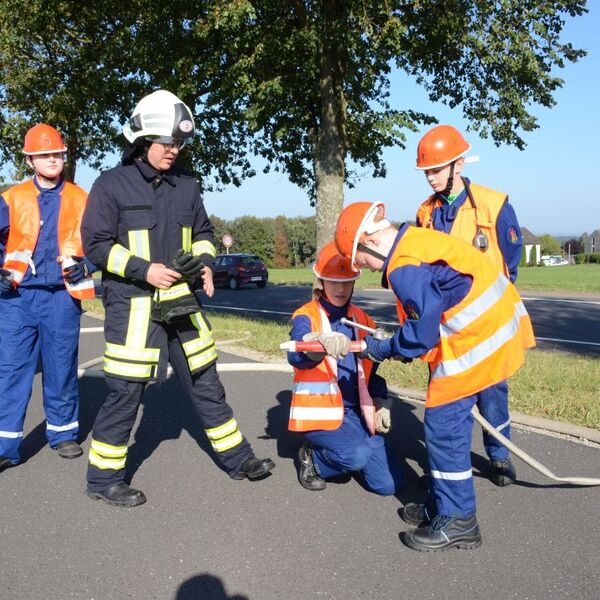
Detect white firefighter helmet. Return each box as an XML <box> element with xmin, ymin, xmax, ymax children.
<box><xmin>122</xmin><ymin>90</ymin><xmax>195</xmax><ymax>145</ymax></box>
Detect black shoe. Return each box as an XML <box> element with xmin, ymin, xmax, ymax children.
<box><xmin>57</xmin><ymin>440</ymin><xmax>83</xmax><ymax>459</ymax></box>
<box><xmin>233</xmin><ymin>457</ymin><xmax>275</xmax><ymax>480</ymax></box>
<box><xmin>403</xmin><ymin>514</ymin><xmax>482</xmax><ymax>552</ymax></box>
<box><xmin>298</xmin><ymin>443</ymin><xmax>326</xmax><ymax>491</ymax></box>
<box><xmin>86</xmin><ymin>482</ymin><xmax>147</xmax><ymax>508</ymax></box>
<box><xmin>0</xmin><ymin>456</ymin><xmax>16</xmax><ymax>472</ymax></box>
<box><xmin>489</xmin><ymin>457</ymin><xmax>516</xmax><ymax>487</ymax></box>
<box><xmin>399</xmin><ymin>501</ymin><xmax>437</xmax><ymax>527</ymax></box>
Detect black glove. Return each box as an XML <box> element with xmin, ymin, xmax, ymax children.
<box><xmin>168</xmin><ymin>249</ymin><xmax>204</xmax><ymax>279</ymax></box>
<box><xmin>0</xmin><ymin>268</ymin><xmax>13</xmax><ymax>292</ymax></box>
<box><xmin>64</xmin><ymin>256</ymin><xmax>96</xmax><ymax>284</ymax></box>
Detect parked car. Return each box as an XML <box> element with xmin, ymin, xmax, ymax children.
<box><xmin>213</xmin><ymin>253</ymin><xmax>269</xmax><ymax>290</ymax></box>
<box><xmin>541</xmin><ymin>255</ymin><xmax>569</xmax><ymax>266</ymax></box>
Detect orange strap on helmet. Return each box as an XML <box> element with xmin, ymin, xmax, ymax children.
<box><xmin>334</xmin><ymin>202</ymin><xmax>390</xmax><ymax>268</ymax></box>
<box><xmin>22</xmin><ymin>124</ymin><xmax>67</xmax><ymax>155</ymax></box>
<box><xmin>415</xmin><ymin>124</ymin><xmax>474</xmax><ymax>170</ymax></box>
<box><xmin>313</xmin><ymin>241</ymin><xmax>361</xmax><ymax>281</ymax></box>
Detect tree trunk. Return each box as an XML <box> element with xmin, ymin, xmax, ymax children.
<box><xmin>313</xmin><ymin>0</ymin><xmax>346</xmax><ymax>252</ymax></box>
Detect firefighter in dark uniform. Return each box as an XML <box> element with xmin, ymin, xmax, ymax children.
<box><xmin>81</xmin><ymin>90</ymin><xmax>274</xmax><ymax>507</ymax></box>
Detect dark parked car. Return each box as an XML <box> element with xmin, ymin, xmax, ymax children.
<box><xmin>213</xmin><ymin>253</ymin><xmax>269</xmax><ymax>290</ymax></box>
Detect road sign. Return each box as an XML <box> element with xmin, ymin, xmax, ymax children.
<box><xmin>222</xmin><ymin>234</ymin><xmax>233</xmax><ymax>254</ymax></box>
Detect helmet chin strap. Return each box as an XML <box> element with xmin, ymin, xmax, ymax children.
<box><xmin>442</xmin><ymin>161</ymin><xmax>456</xmax><ymax>197</ymax></box>
<box><xmin>357</xmin><ymin>242</ymin><xmax>388</xmax><ymax>263</ymax></box>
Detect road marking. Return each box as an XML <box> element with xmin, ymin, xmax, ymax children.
<box><xmin>81</xmin><ymin>327</ymin><xmax>105</xmax><ymax>333</ymax></box>
<box><xmin>536</xmin><ymin>336</ymin><xmax>600</xmax><ymax>347</ymax></box>
<box><xmin>521</xmin><ymin>296</ymin><xmax>600</xmax><ymax>306</ymax></box>
<box><xmin>204</xmin><ymin>304</ymin><xmax>292</xmax><ymax>317</ymax></box>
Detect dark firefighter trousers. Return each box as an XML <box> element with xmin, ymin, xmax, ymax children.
<box><xmin>86</xmin><ymin>327</ymin><xmax>255</xmax><ymax>491</ymax></box>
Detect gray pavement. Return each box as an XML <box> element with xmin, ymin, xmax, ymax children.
<box><xmin>1</xmin><ymin>316</ymin><xmax>600</xmax><ymax>599</ymax></box>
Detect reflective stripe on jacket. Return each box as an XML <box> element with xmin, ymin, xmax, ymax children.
<box><xmin>416</xmin><ymin>183</ymin><xmax>508</xmax><ymax>277</ymax></box>
<box><xmin>387</xmin><ymin>226</ymin><xmax>535</xmax><ymax>408</ymax></box>
<box><xmin>2</xmin><ymin>179</ymin><xmax>94</xmax><ymax>299</ymax></box>
<box><xmin>289</xmin><ymin>300</ymin><xmax>376</xmax><ymax>433</ymax></box>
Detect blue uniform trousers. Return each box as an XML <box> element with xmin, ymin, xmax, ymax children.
<box><xmin>425</xmin><ymin>395</ymin><xmax>477</xmax><ymax>518</ymax></box>
<box><xmin>305</xmin><ymin>407</ymin><xmax>403</xmax><ymax>496</ymax></box>
<box><xmin>87</xmin><ymin>325</ymin><xmax>254</xmax><ymax>491</ymax></box>
<box><xmin>477</xmin><ymin>380</ymin><xmax>511</xmax><ymax>461</ymax></box>
<box><xmin>0</xmin><ymin>287</ymin><xmax>81</xmax><ymax>463</ymax></box>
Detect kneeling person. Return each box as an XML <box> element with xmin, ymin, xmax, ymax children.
<box><xmin>287</xmin><ymin>242</ymin><xmax>403</xmax><ymax>495</ymax></box>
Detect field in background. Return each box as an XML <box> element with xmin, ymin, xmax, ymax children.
<box><xmin>269</xmin><ymin>264</ymin><xmax>600</xmax><ymax>293</ymax></box>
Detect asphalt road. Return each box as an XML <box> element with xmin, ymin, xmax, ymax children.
<box><xmin>1</xmin><ymin>315</ymin><xmax>599</xmax><ymax>599</ymax></box>
<box><xmin>203</xmin><ymin>284</ymin><xmax>600</xmax><ymax>356</ymax></box>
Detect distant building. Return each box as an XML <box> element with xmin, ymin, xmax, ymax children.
<box><xmin>521</xmin><ymin>227</ymin><xmax>541</xmax><ymax>265</ymax></box>
<box><xmin>582</xmin><ymin>230</ymin><xmax>600</xmax><ymax>253</ymax></box>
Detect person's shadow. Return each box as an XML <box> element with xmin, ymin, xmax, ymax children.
<box><xmin>176</xmin><ymin>574</ymin><xmax>249</xmax><ymax>599</ymax></box>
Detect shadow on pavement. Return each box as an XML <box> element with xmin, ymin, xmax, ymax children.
<box><xmin>176</xmin><ymin>573</ymin><xmax>249</xmax><ymax>600</ymax></box>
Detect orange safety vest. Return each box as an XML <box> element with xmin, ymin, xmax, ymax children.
<box><xmin>2</xmin><ymin>179</ymin><xmax>95</xmax><ymax>300</ymax></box>
<box><xmin>387</xmin><ymin>226</ymin><xmax>535</xmax><ymax>408</ymax></box>
<box><xmin>289</xmin><ymin>300</ymin><xmax>377</xmax><ymax>434</ymax></box>
<box><xmin>416</xmin><ymin>182</ymin><xmax>509</xmax><ymax>277</ymax></box>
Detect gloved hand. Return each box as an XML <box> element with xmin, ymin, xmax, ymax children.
<box><xmin>168</xmin><ymin>249</ymin><xmax>204</xmax><ymax>280</ymax></box>
<box><xmin>375</xmin><ymin>407</ymin><xmax>391</xmax><ymax>434</ymax></box>
<box><xmin>360</xmin><ymin>335</ymin><xmax>388</xmax><ymax>363</ymax></box>
<box><xmin>302</xmin><ymin>331</ymin><xmax>351</xmax><ymax>359</ymax></box>
<box><xmin>63</xmin><ymin>256</ymin><xmax>96</xmax><ymax>284</ymax></box>
<box><xmin>0</xmin><ymin>268</ymin><xmax>14</xmax><ymax>292</ymax></box>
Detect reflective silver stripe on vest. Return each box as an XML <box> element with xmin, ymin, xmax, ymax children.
<box><xmin>432</xmin><ymin>302</ymin><xmax>525</xmax><ymax>380</ymax></box>
<box><xmin>292</xmin><ymin>381</ymin><xmax>338</xmax><ymax>395</ymax></box>
<box><xmin>431</xmin><ymin>468</ymin><xmax>473</xmax><ymax>481</ymax></box>
<box><xmin>440</xmin><ymin>274</ymin><xmax>509</xmax><ymax>338</ymax></box>
<box><xmin>5</xmin><ymin>250</ymin><xmax>32</xmax><ymax>263</ymax></box>
<box><xmin>289</xmin><ymin>406</ymin><xmax>344</xmax><ymax>421</ymax></box>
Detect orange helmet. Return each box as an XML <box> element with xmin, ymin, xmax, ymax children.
<box><xmin>22</xmin><ymin>124</ymin><xmax>67</xmax><ymax>155</ymax></box>
<box><xmin>334</xmin><ymin>201</ymin><xmax>389</xmax><ymax>268</ymax></box>
<box><xmin>415</xmin><ymin>124</ymin><xmax>472</xmax><ymax>170</ymax></box>
<box><xmin>313</xmin><ymin>241</ymin><xmax>361</xmax><ymax>282</ymax></box>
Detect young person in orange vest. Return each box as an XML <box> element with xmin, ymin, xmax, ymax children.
<box><xmin>334</xmin><ymin>201</ymin><xmax>535</xmax><ymax>551</ymax></box>
<box><xmin>0</xmin><ymin>124</ymin><xmax>96</xmax><ymax>471</ymax></box>
<box><xmin>287</xmin><ymin>241</ymin><xmax>404</xmax><ymax>495</ymax></box>
<box><xmin>414</xmin><ymin>124</ymin><xmax>524</xmax><ymax>487</ymax></box>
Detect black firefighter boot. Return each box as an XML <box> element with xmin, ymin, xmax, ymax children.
<box><xmin>403</xmin><ymin>514</ymin><xmax>482</xmax><ymax>552</ymax></box>
<box><xmin>489</xmin><ymin>457</ymin><xmax>517</xmax><ymax>487</ymax></box>
<box><xmin>233</xmin><ymin>456</ymin><xmax>275</xmax><ymax>480</ymax></box>
<box><xmin>87</xmin><ymin>482</ymin><xmax>147</xmax><ymax>508</ymax></box>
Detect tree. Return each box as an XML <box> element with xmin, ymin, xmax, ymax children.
<box><xmin>285</xmin><ymin>216</ymin><xmax>317</xmax><ymax>267</ymax></box>
<box><xmin>0</xmin><ymin>0</ymin><xmax>253</xmax><ymax>189</ymax></box>
<box><xmin>201</xmin><ymin>1</ymin><xmax>587</xmax><ymax>247</ymax></box>
<box><xmin>539</xmin><ymin>234</ymin><xmax>563</xmax><ymax>256</ymax></box>
<box><xmin>229</xmin><ymin>216</ymin><xmax>274</xmax><ymax>264</ymax></box>
<box><xmin>562</xmin><ymin>238</ymin><xmax>582</xmax><ymax>255</ymax></box>
<box><xmin>273</xmin><ymin>216</ymin><xmax>291</xmax><ymax>268</ymax></box>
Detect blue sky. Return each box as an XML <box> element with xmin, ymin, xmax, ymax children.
<box><xmin>74</xmin><ymin>5</ymin><xmax>599</xmax><ymax>237</ymax></box>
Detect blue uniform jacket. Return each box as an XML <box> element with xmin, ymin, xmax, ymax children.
<box><xmin>288</xmin><ymin>297</ymin><xmax>387</xmax><ymax>407</ymax></box>
<box><xmin>416</xmin><ymin>177</ymin><xmax>522</xmax><ymax>282</ymax></box>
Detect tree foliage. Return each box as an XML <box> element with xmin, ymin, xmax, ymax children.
<box><xmin>0</xmin><ymin>0</ymin><xmax>588</xmax><ymax>247</ymax></box>
<box><xmin>539</xmin><ymin>234</ymin><xmax>563</xmax><ymax>255</ymax></box>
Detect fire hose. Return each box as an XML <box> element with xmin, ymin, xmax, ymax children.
<box><xmin>281</xmin><ymin>318</ymin><xmax>600</xmax><ymax>486</ymax></box>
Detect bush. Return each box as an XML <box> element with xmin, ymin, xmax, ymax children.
<box><xmin>588</xmin><ymin>253</ymin><xmax>600</xmax><ymax>264</ymax></box>
<box><xmin>574</xmin><ymin>253</ymin><xmax>587</xmax><ymax>264</ymax></box>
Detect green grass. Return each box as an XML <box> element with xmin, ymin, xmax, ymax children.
<box><xmin>82</xmin><ymin>301</ymin><xmax>600</xmax><ymax>431</ymax></box>
<box><xmin>516</xmin><ymin>264</ymin><xmax>600</xmax><ymax>293</ymax></box>
<box><xmin>269</xmin><ymin>264</ymin><xmax>600</xmax><ymax>293</ymax></box>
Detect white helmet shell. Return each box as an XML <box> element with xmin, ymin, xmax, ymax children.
<box><xmin>123</xmin><ymin>90</ymin><xmax>195</xmax><ymax>145</ymax></box>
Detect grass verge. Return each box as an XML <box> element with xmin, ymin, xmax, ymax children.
<box><xmin>82</xmin><ymin>301</ymin><xmax>600</xmax><ymax>430</ymax></box>
<box><xmin>269</xmin><ymin>264</ymin><xmax>600</xmax><ymax>293</ymax></box>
